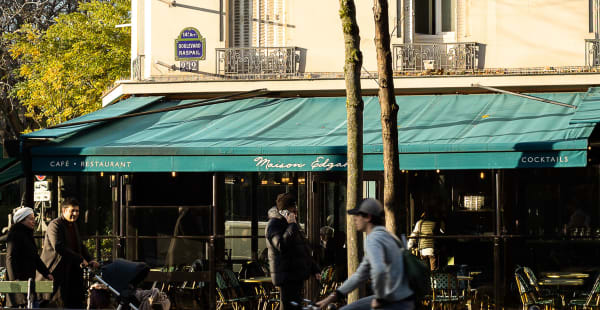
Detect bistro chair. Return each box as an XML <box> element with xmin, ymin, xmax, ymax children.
<box><xmin>430</xmin><ymin>272</ymin><xmax>465</xmax><ymax>310</ymax></box>
<box><xmin>569</xmin><ymin>274</ymin><xmax>600</xmax><ymax>309</ymax></box>
<box><xmin>215</xmin><ymin>271</ymin><xmax>252</xmax><ymax>310</ymax></box>
<box><xmin>319</xmin><ymin>266</ymin><xmax>336</xmax><ymax>298</ymax></box>
<box><xmin>518</xmin><ymin>267</ymin><xmax>560</xmax><ymax>302</ymax></box>
<box><xmin>515</xmin><ymin>272</ymin><xmax>554</xmax><ymax>310</ymax></box>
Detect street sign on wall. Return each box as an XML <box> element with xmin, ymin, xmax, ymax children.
<box><xmin>175</xmin><ymin>27</ymin><xmax>206</xmax><ymax>61</ymax></box>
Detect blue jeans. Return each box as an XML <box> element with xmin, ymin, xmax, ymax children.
<box><xmin>340</xmin><ymin>295</ymin><xmax>415</xmax><ymax>310</ymax></box>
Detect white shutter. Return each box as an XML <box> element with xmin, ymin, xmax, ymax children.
<box><xmin>232</xmin><ymin>0</ymin><xmax>252</xmax><ymax>47</ymax></box>
<box><xmin>234</xmin><ymin>0</ymin><xmax>286</xmax><ymax>47</ymax></box>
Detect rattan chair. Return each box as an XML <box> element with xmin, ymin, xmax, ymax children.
<box><xmin>515</xmin><ymin>272</ymin><xmax>554</xmax><ymax>310</ymax></box>
<box><xmin>569</xmin><ymin>274</ymin><xmax>600</xmax><ymax>309</ymax></box>
<box><xmin>431</xmin><ymin>272</ymin><xmax>465</xmax><ymax>310</ymax></box>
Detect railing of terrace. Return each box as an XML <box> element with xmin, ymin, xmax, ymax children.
<box><xmin>215</xmin><ymin>47</ymin><xmax>300</xmax><ymax>79</ymax></box>
<box><xmin>392</xmin><ymin>42</ymin><xmax>479</xmax><ymax>72</ymax></box>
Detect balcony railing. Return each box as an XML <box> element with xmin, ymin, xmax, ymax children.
<box><xmin>586</xmin><ymin>39</ymin><xmax>600</xmax><ymax>67</ymax></box>
<box><xmin>131</xmin><ymin>55</ymin><xmax>144</xmax><ymax>81</ymax></box>
<box><xmin>392</xmin><ymin>42</ymin><xmax>479</xmax><ymax>72</ymax></box>
<box><xmin>215</xmin><ymin>47</ymin><xmax>301</xmax><ymax>78</ymax></box>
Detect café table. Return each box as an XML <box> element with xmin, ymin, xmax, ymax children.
<box><xmin>539</xmin><ymin>276</ymin><xmax>586</xmax><ymax>306</ymax></box>
<box><xmin>241</xmin><ymin>277</ymin><xmax>277</xmax><ymax>310</ymax></box>
<box><xmin>540</xmin><ymin>272</ymin><xmax>589</xmax><ymax>279</ymax></box>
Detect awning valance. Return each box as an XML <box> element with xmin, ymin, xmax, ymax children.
<box><xmin>25</xmin><ymin>91</ymin><xmax>596</xmax><ymax>172</ymax></box>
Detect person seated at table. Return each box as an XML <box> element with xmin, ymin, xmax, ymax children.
<box><xmin>319</xmin><ymin>226</ymin><xmax>335</xmax><ymax>266</ymax></box>
<box><xmin>567</xmin><ymin>201</ymin><xmax>591</xmax><ymax>230</ymax></box>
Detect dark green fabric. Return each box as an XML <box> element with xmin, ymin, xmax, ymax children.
<box><xmin>26</xmin><ymin>96</ymin><xmax>163</xmax><ymax>139</ymax></box>
<box><xmin>26</xmin><ymin>91</ymin><xmax>597</xmax><ymax>172</ymax></box>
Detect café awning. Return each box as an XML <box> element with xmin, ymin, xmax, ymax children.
<box><xmin>25</xmin><ymin>91</ymin><xmax>597</xmax><ymax>172</ymax></box>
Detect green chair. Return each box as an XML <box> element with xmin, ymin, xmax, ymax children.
<box><xmin>515</xmin><ymin>272</ymin><xmax>554</xmax><ymax>310</ymax></box>
<box><xmin>569</xmin><ymin>274</ymin><xmax>600</xmax><ymax>309</ymax></box>
<box><xmin>216</xmin><ymin>271</ymin><xmax>252</xmax><ymax>310</ymax></box>
<box><xmin>431</xmin><ymin>272</ymin><xmax>465</xmax><ymax>310</ymax></box>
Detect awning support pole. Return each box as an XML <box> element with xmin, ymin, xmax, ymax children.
<box><xmin>209</xmin><ymin>173</ymin><xmax>218</xmax><ymax>310</ymax></box>
<box><xmin>471</xmin><ymin>83</ymin><xmax>577</xmax><ymax>109</ymax></box>
<box><xmin>22</xmin><ymin>141</ymin><xmax>33</xmax><ymax>209</ymax></box>
<box><xmin>493</xmin><ymin>171</ymin><xmax>502</xmax><ymax>310</ymax></box>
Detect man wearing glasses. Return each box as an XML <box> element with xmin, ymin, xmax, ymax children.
<box><xmin>266</xmin><ymin>192</ymin><xmax>320</xmax><ymax>310</ymax></box>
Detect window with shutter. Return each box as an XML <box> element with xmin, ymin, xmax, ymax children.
<box><xmin>232</xmin><ymin>0</ymin><xmax>252</xmax><ymax>47</ymax></box>
<box><xmin>232</xmin><ymin>0</ymin><xmax>286</xmax><ymax>47</ymax></box>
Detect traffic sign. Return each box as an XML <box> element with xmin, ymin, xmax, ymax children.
<box><xmin>34</xmin><ymin>181</ymin><xmax>48</xmax><ymax>191</ymax></box>
<box><xmin>34</xmin><ymin>191</ymin><xmax>51</xmax><ymax>202</ymax></box>
<box><xmin>35</xmin><ymin>175</ymin><xmax>46</xmax><ymax>181</ymax></box>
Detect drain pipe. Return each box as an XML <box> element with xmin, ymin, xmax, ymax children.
<box><xmin>403</xmin><ymin>0</ymin><xmax>413</xmax><ymax>43</ymax></box>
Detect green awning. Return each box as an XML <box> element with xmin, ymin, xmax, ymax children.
<box><xmin>26</xmin><ymin>91</ymin><xmax>596</xmax><ymax>172</ymax></box>
<box><xmin>0</xmin><ymin>160</ymin><xmax>23</xmax><ymax>187</ymax></box>
<box><xmin>26</xmin><ymin>96</ymin><xmax>163</xmax><ymax>139</ymax></box>
<box><xmin>571</xmin><ymin>87</ymin><xmax>600</xmax><ymax>124</ymax></box>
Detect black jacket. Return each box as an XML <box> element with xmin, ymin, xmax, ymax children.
<box><xmin>265</xmin><ymin>207</ymin><xmax>319</xmax><ymax>286</ymax></box>
<box><xmin>39</xmin><ymin>217</ymin><xmax>91</xmax><ymax>281</ymax></box>
<box><xmin>6</xmin><ymin>223</ymin><xmax>51</xmax><ymax>307</ymax></box>
<box><xmin>6</xmin><ymin>223</ymin><xmax>50</xmax><ymax>281</ymax></box>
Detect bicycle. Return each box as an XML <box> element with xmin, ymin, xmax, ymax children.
<box><xmin>290</xmin><ymin>298</ymin><xmax>338</xmax><ymax>310</ymax></box>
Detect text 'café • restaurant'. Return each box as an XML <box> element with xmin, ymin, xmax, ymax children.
<box><xmin>15</xmin><ymin>88</ymin><xmax>600</xmax><ymax>305</ymax></box>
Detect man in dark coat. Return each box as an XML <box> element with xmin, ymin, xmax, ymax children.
<box><xmin>39</xmin><ymin>197</ymin><xmax>99</xmax><ymax>308</ymax></box>
<box><xmin>265</xmin><ymin>192</ymin><xmax>320</xmax><ymax>310</ymax></box>
<box><xmin>6</xmin><ymin>207</ymin><xmax>53</xmax><ymax>307</ymax></box>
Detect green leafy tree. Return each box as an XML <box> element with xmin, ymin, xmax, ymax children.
<box><xmin>8</xmin><ymin>0</ymin><xmax>130</xmax><ymax>130</ymax></box>
<box><xmin>0</xmin><ymin>0</ymin><xmax>80</xmax><ymax>141</ymax></box>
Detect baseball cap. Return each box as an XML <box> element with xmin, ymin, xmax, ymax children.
<box><xmin>347</xmin><ymin>198</ymin><xmax>384</xmax><ymax>217</ymax></box>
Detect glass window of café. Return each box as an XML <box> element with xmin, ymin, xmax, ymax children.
<box><xmin>221</xmin><ymin>172</ymin><xmax>307</xmax><ymax>270</ymax></box>
<box><xmin>405</xmin><ymin>170</ymin><xmax>496</xmax><ymax>282</ymax></box>
<box><xmin>405</xmin><ymin>167</ymin><xmax>600</xmax><ymax>301</ymax></box>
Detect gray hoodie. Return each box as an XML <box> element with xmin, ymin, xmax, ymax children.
<box><xmin>337</xmin><ymin>226</ymin><xmax>413</xmax><ymax>302</ymax></box>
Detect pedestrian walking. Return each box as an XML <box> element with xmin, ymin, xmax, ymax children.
<box><xmin>316</xmin><ymin>198</ymin><xmax>414</xmax><ymax>310</ymax></box>
<box><xmin>39</xmin><ymin>197</ymin><xmax>100</xmax><ymax>308</ymax></box>
<box><xmin>266</xmin><ymin>192</ymin><xmax>320</xmax><ymax>310</ymax></box>
<box><xmin>6</xmin><ymin>207</ymin><xmax>53</xmax><ymax>307</ymax></box>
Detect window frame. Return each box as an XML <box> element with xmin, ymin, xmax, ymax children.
<box><xmin>414</xmin><ymin>0</ymin><xmax>456</xmax><ymax>40</ymax></box>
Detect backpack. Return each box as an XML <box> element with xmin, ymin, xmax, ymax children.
<box><xmin>390</xmin><ymin>232</ymin><xmax>430</xmax><ymax>301</ymax></box>
<box><xmin>402</xmin><ymin>248</ymin><xmax>430</xmax><ymax>301</ymax></box>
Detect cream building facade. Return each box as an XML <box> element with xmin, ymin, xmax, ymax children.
<box><xmin>105</xmin><ymin>0</ymin><xmax>600</xmax><ymax>104</ymax></box>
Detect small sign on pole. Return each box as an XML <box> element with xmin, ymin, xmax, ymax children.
<box><xmin>34</xmin><ymin>181</ymin><xmax>50</xmax><ymax>202</ymax></box>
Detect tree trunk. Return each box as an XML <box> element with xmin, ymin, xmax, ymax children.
<box><xmin>339</xmin><ymin>0</ymin><xmax>364</xmax><ymax>304</ymax></box>
<box><xmin>373</xmin><ymin>0</ymin><xmax>401</xmax><ymax>234</ymax></box>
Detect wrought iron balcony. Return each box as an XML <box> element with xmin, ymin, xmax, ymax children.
<box><xmin>586</xmin><ymin>39</ymin><xmax>600</xmax><ymax>67</ymax></box>
<box><xmin>392</xmin><ymin>42</ymin><xmax>479</xmax><ymax>72</ymax></box>
<box><xmin>216</xmin><ymin>47</ymin><xmax>301</xmax><ymax>78</ymax></box>
<box><xmin>131</xmin><ymin>55</ymin><xmax>144</xmax><ymax>80</ymax></box>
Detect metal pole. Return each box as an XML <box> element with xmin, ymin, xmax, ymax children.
<box><xmin>493</xmin><ymin>171</ymin><xmax>501</xmax><ymax>310</ymax></box>
<box><xmin>209</xmin><ymin>173</ymin><xmax>218</xmax><ymax>310</ymax></box>
<box><xmin>471</xmin><ymin>84</ymin><xmax>577</xmax><ymax>109</ymax></box>
<box><xmin>251</xmin><ymin>174</ymin><xmax>258</xmax><ymax>261</ymax></box>
<box><xmin>21</xmin><ymin>141</ymin><xmax>34</xmax><ymax>209</ymax></box>
<box><xmin>27</xmin><ymin>278</ymin><xmax>34</xmax><ymax>309</ymax></box>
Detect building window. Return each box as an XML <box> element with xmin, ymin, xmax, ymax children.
<box><xmin>415</xmin><ymin>0</ymin><xmax>455</xmax><ymax>35</ymax></box>
<box><xmin>231</xmin><ymin>0</ymin><xmax>252</xmax><ymax>47</ymax></box>
<box><xmin>231</xmin><ymin>0</ymin><xmax>287</xmax><ymax>47</ymax></box>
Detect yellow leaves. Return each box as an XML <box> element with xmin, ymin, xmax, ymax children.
<box><xmin>8</xmin><ymin>0</ymin><xmax>130</xmax><ymax>129</ymax></box>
